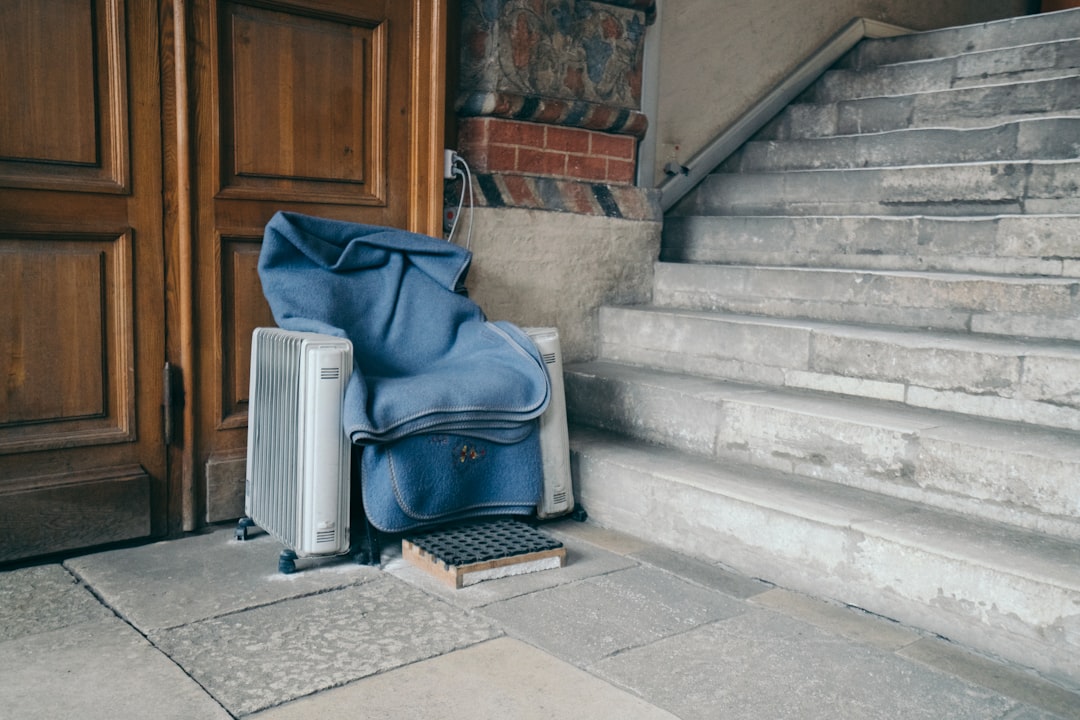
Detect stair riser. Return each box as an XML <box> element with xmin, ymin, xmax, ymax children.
<box><xmin>685</xmin><ymin>162</ymin><xmax>1080</xmax><ymax>217</ymax></box>
<box><xmin>653</xmin><ymin>265</ymin><xmax>1080</xmax><ymax>342</ymax></box>
<box><xmin>598</xmin><ymin>308</ymin><xmax>1080</xmax><ymax>431</ymax></box>
<box><xmin>566</xmin><ymin>369</ymin><xmax>1080</xmax><ymax>538</ymax></box>
<box><xmin>843</xmin><ymin>11</ymin><xmax>1080</xmax><ymax>69</ymax></box>
<box><xmin>732</xmin><ymin>118</ymin><xmax>1080</xmax><ymax>172</ymax></box>
<box><xmin>661</xmin><ymin>215</ymin><xmax>1080</xmax><ymax>277</ymax></box>
<box><xmin>571</xmin><ymin>435</ymin><xmax>1080</xmax><ymax>692</ymax></box>
<box><xmin>762</xmin><ymin>77</ymin><xmax>1080</xmax><ymax>141</ymax></box>
<box><xmin>814</xmin><ymin>39</ymin><xmax>1080</xmax><ymax>103</ymax></box>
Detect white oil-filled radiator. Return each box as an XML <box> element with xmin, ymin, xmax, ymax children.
<box><xmin>238</xmin><ymin>328</ymin><xmax>353</xmax><ymax>573</ymax></box>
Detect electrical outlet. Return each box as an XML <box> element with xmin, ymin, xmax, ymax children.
<box><xmin>444</xmin><ymin>149</ymin><xmax>457</xmax><ymax>179</ymax></box>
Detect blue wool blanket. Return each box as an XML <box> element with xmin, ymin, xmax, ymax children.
<box><xmin>361</xmin><ymin>427</ymin><xmax>543</xmax><ymax>533</ymax></box>
<box><xmin>259</xmin><ymin>211</ymin><xmax>551</xmax><ymax>444</ymax></box>
<box><xmin>259</xmin><ymin>212</ymin><xmax>549</xmax><ymax>531</ymax></box>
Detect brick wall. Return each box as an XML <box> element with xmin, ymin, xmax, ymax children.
<box><xmin>458</xmin><ymin>117</ymin><xmax>638</xmax><ymax>185</ymax></box>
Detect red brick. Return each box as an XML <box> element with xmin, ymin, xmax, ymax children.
<box><xmin>517</xmin><ymin>148</ymin><xmax>567</xmax><ymax>177</ymax></box>
<box><xmin>534</xmin><ymin>100</ymin><xmax>568</xmax><ymax>124</ymax></box>
<box><xmin>489</xmin><ymin>118</ymin><xmax>546</xmax><ymax>147</ymax></box>
<box><xmin>545</xmin><ymin>126</ymin><xmax>590</xmax><ymax>154</ymax></box>
<box><xmin>501</xmin><ymin>174</ymin><xmax>540</xmax><ymax>207</ymax></box>
<box><xmin>567</xmin><ymin>153</ymin><xmax>608</xmax><ymax>182</ymax></box>
<box><xmin>565</xmin><ymin>181</ymin><xmax>597</xmax><ymax>214</ymax></box>
<box><xmin>458</xmin><ymin>147</ymin><xmax>492</xmax><ymax>172</ymax></box>
<box><xmin>590</xmin><ymin>132</ymin><xmax>636</xmax><ymax>160</ymax></box>
<box><xmin>457</xmin><ymin>117</ymin><xmax>493</xmax><ymax>146</ymax></box>
<box><xmin>485</xmin><ymin>144</ymin><xmax>518</xmax><ymax>173</ymax></box>
<box><xmin>606</xmin><ymin>158</ymin><xmax>637</xmax><ymax>185</ymax></box>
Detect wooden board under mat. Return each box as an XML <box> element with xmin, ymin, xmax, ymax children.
<box><xmin>402</xmin><ymin>519</ymin><xmax>567</xmax><ymax>589</ymax></box>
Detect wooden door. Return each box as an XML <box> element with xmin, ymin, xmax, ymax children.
<box><xmin>0</xmin><ymin>0</ymin><xmax>168</xmax><ymax>561</ymax></box>
<box><xmin>185</xmin><ymin>0</ymin><xmax>446</xmax><ymax>523</ymax></box>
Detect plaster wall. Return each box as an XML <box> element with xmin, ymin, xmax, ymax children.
<box><xmin>461</xmin><ymin>207</ymin><xmax>661</xmax><ymax>363</ymax></box>
<box><xmin>652</xmin><ymin>0</ymin><xmax>1039</xmax><ymax>185</ymax></box>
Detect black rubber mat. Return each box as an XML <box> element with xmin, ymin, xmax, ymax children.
<box><xmin>404</xmin><ymin>519</ymin><xmax>563</xmax><ymax>567</ymax></box>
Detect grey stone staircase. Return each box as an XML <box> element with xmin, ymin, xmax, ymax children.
<box><xmin>565</xmin><ymin>10</ymin><xmax>1080</xmax><ymax>693</ymax></box>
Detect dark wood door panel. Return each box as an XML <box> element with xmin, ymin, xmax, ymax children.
<box><xmin>0</xmin><ymin>0</ymin><xmax>167</xmax><ymax>562</ymax></box>
<box><xmin>0</xmin><ymin>0</ymin><xmax>130</xmax><ymax>193</ymax></box>
<box><xmin>220</xmin><ymin>1</ymin><xmax>386</xmax><ymax>202</ymax></box>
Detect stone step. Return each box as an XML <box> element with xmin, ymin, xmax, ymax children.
<box><xmin>841</xmin><ymin>9</ymin><xmax>1080</xmax><ymax>70</ymax></box>
<box><xmin>728</xmin><ymin>117</ymin><xmax>1080</xmax><ymax>172</ymax></box>
<box><xmin>660</xmin><ymin>214</ymin><xmax>1080</xmax><ymax>277</ymax></box>
<box><xmin>568</xmin><ymin>423</ymin><xmax>1080</xmax><ymax>692</ymax></box>
<box><xmin>677</xmin><ymin>159</ymin><xmax>1080</xmax><ymax>217</ymax></box>
<box><xmin>812</xmin><ymin>38</ymin><xmax>1080</xmax><ymax>104</ymax></box>
<box><xmin>565</xmin><ymin>360</ymin><xmax>1080</xmax><ymax>541</ymax></box>
<box><xmin>652</xmin><ymin>263</ymin><xmax>1080</xmax><ymax>342</ymax></box>
<box><xmin>758</xmin><ymin>76</ymin><xmax>1080</xmax><ymax>141</ymax></box>
<box><xmin>597</xmin><ymin>306</ymin><xmax>1080</xmax><ymax>432</ymax></box>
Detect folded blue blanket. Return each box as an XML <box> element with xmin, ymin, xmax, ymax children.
<box><xmin>259</xmin><ymin>211</ymin><xmax>551</xmax><ymax>444</ymax></box>
<box><xmin>361</xmin><ymin>427</ymin><xmax>543</xmax><ymax>533</ymax></box>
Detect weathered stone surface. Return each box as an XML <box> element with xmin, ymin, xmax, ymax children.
<box><xmin>65</xmin><ymin>526</ymin><xmax>378</xmax><ymax>631</ymax></box>
<box><xmin>150</xmin><ymin>576</ymin><xmax>499</xmax><ymax>716</ymax></box>
<box><xmin>247</xmin><ymin>637</ymin><xmax>680</xmax><ymax>720</ymax></box>
<box><xmin>465</xmin><ymin>206</ymin><xmax>660</xmax><ymax>362</ymax></box>
<box><xmin>592</xmin><ymin>611</ymin><xmax>1023</xmax><ymax>720</ymax></box>
<box><xmin>0</xmin><ymin>618</ymin><xmax>231</xmax><ymax>720</ymax></box>
<box><xmin>0</xmin><ymin>565</ymin><xmax>113</xmax><ymax>643</ymax></box>
<box><xmin>479</xmin><ymin>564</ymin><xmax>747</xmax><ymax>665</ymax></box>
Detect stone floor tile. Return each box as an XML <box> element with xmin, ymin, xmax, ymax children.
<box><xmin>0</xmin><ymin>617</ymin><xmax>230</xmax><ymax>720</ymax></box>
<box><xmin>0</xmin><ymin>565</ymin><xmax>113</xmax><ymax>642</ymax></box>
<box><xmin>593</xmin><ymin>609</ymin><xmax>1029</xmax><ymax>720</ymax></box>
<box><xmin>751</xmin><ymin>587</ymin><xmax>922</xmax><ymax>651</ymax></box>
<box><xmin>150</xmin><ymin>574</ymin><xmax>499</xmax><ymax>716</ymax></box>
<box><xmin>544</xmin><ymin>517</ymin><xmax>654</xmax><ymax>555</ymax></box>
<box><xmin>899</xmin><ymin>637</ymin><xmax>1080</xmax><ymax>719</ymax></box>
<box><xmin>65</xmin><ymin>526</ymin><xmax>379</xmax><ymax>631</ymax></box>
<box><xmin>631</xmin><ymin>545</ymin><xmax>774</xmax><ymax>599</ymax></box>
<box><xmin>247</xmin><ymin>637</ymin><xmax>679</xmax><ymax>720</ymax></box>
<box><xmin>480</xmin><ymin>564</ymin><xmax>746</xmax><ymax>666</ymax></box>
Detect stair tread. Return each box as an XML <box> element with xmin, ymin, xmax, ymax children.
<box><xmin>571</xmin><ymin>423</ymin><xmax>1080</xmax><ymax>587</ymax></box>
<box><xmin>657</xmin><ymin>261</ymin><xmax>1080</xmax><ymax>284</ymax></box>
<box><xmin>847</xmin><ymin>10</ymin><xmax>1080</xmax><ymax>69</ymax></box>
<box><xmin>569</xmin><ymin>358</ymin><xmax>1080</xmax><ymax>450</ymax></box>
<box><xmin>733</xmin><ymin>116</ymin><xmax>1080</xmax><ymax>171</ymax></box>
<box><xmin>812</xmin><ymin>37</ymin><xmax>1080</xmax><ymax>103</ymax></box>
<box><xmin>605</xmin><ymin>305</ymin><xmax>1080</xmax><ymax>354</ymax></box>
<box><xmin>763</xmin><ymin>75</ymin><xmax>1080</xmax><ymax>140</ymax></box>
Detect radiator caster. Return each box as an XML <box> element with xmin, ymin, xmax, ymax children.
<box><xmin>235</xmin><ymin>517</ymin><xmax>255</xmax><ymax>541</ymax></box>
<box><xmin>571</xmin><ymin>505</ymin><xmax>588</xmax><ymax>522</ymax></box>
<box><xmin>278</xmin><ymin>549</ymin><xmax>298</xmax><ymax>574</ymax></box>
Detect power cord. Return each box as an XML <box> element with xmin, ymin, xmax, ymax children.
<box><xmin>445</xmin><ymin>151</ymin><xmax>474</xmax><ymax>251</ymax></box>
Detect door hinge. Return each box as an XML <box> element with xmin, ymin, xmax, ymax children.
<box><xmin>163</xmin><ymin>362</ymin><xmax>181</xmax><ymax>445</ymax></box>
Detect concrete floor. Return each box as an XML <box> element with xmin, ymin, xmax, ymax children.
<box><xmin>1</xmin><ymin>519</ymin><xmax>1077</xmax><ymax>719</ymax></box>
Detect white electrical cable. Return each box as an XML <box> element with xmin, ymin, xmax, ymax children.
<box><xmin>447</xmin><ymin>153</ymin><xmax>474</xmax><ymax>251</ymax></box>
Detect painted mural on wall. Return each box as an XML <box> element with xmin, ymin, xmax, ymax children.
<box><xmin>459</xmin><ymin>0</ymin><xmax>653</xmax><ymax>127</ymax></box>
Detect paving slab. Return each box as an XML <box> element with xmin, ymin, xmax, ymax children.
<box><xmin>149</xmin><ymin>574</ymin><xmax>499</xmax><ymax>716</ymax></box>
<box><xmin>0</xmin><ymin>565</ymin><xmax>114</xmax><ymax>642</ymax></box>
<box><xmin>751</xmin><ymin>587</ymin><xmax>921</xmax><ymax>652</ymax></box>
<box><xmin>247</xmin><ymin>637</ymin><xmax>679</xmax><ymax>720</ymax></box>
<box><xmin>65</xmin><ymin>526</ymin><xmax>379</xmax><ymax>631</ymax></box>
<box><xmin>630</xmin><ymin>544</ymin><xmax>774</xmax><ymax>600</ymax></box>
<box><xmin>592</xmin><ymin>609</ymin><xmax>1037</xmax><ymax>720</ymax></box>
<box><xmin>480</xmin><ymin>564</ymin><xmax>747</xmax><ymax>666</ymax></box>
<box><xmin>899</xmin><ymin>637</ymin><xmax>1080</xmax><ymax>720</ymax></box>
<box><xmin>0</xmin><ymin>617</ymin><xmax>230</xmax><ymax>720</ymax></box>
